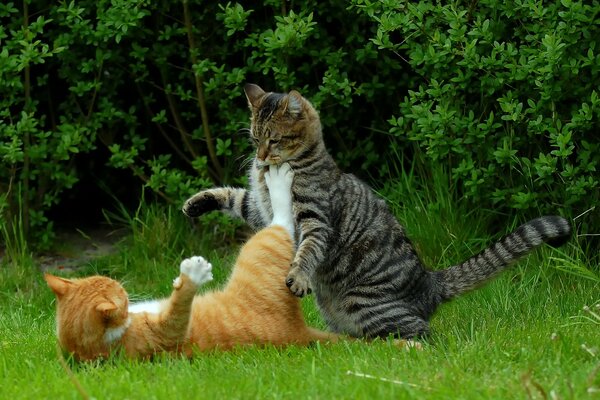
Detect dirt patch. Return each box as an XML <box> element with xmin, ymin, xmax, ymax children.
<box><xmin>37</xmin><ymin>227</ymin><xmax>125</xmax><ymax>272</ymax></box>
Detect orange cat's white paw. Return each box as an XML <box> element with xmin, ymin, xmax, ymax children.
<box><xmin>265</xmin><ymin>163</ymin><xmax>294</xmax><ymax>196</ymax></box>
<box><xmin>180</xmin><ymin>256</ymin><xmax>213</xmax><ymax>286</ymax></box>
<box><xmin>265</xmin><ymin>163</ymin><xmax>295</xmax><ymax>235</ymax></box>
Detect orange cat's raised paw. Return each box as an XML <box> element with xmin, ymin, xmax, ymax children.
<box><xmin>180</xmin><ymin>256</ymin><xmax>213</xmax><ymax>286</ymax></box>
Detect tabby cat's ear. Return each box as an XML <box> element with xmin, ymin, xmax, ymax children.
<box><xmin>44</xmin><ymin>274</ymin><xmax>74</xmax><ymax>297</ymax></box>
<box><xmin>244</xmin><ymin>83</ymin><xmax>266</xmax><ymax>108</ymax></box>
<box><xmin>96</xmin><ymin>302</ymin><xmax>118</xmax><ymax>319</ymax></box>
<box><xmin>285</xmin><ymin>90</ymin><xmax>303</xmax><ymax>117</ymax></box>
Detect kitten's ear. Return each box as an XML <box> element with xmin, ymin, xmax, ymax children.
<box><xmin>285</xmin><ymin>90</ymin><xmax>303</xmax><ymax>117</ymax></box>
<box><xmin>96</xmin><ymin>302</ymin><xmax>118</xmax><ymax>319</ymax></box>
<box><xmin>44</xmin><ymin>274</ymin><xmax>74</xmax><ymax>297</ymax></box>
<box><xmin>244</xmin><ymin>83</ymin><xmax>266</xmax><ymax>108</ymax></box>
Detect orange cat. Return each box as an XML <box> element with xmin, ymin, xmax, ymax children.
<box><xmin>46</xmin><ymin>164</ymin><xmax>339</xmax><ymax>361</ymax></box>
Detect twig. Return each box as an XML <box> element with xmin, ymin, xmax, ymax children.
<box><xmin>22</xmin><ymin>0</ymin><xmax>31</xmax><ymax>236</ymax></box>
<box><xmin>466</xmin><ymin>0</ymin><xmax>480</xmax><ymax>22</ymax></box>
<box><xmin>159</xmin><ymin>66</ymin><xmax>199</xmax><ymax>161</ymax></box>
<box><xmin>584</xmin><ymin>304</ymin><xmax>600</xmax><ymax>322</ymax></box>
<box><xmin>56</xmin><ymin>342</ymin><xmax>91</xmax><ymax>400</ymax></box>
<box><xmin>127</xmin><ymin>164</ymin><xmax>174</xmax><ymax>204</ymax></box>
<box><xmin>574</xmin><ymin>206</ymin><xmax>596</xmax><ymax>221</ymax></box>
<box><xmin>85</xmin><ymin>61</ymin><xmax>103</xmax><ymax>121</ymax></box>
<box><xmin>134</xmin><ymin>80</ymin><xmax>193</xmax><ymax>165</ymax></box>
<box><xmin>182</xmin><ymin>0</ymin><xmax>223</xmax><ymax>183</ymax></box>
<box><xmin>521</xmin><ymin>372</ymin><xmax>548</xmax><ymax>400</ymax></box>
<box><xmin>346</xmin><ymin>370</ymin><xmax>432</xmax><ymax>390</ymax></box>
<box><xmin>581</xmin><ymin>344</ymin><xmax>597</xmax><ymax>358</ymax></box>
<box><xmin>96</xmin><ymin>126</ymin><xmax>174</xmax><ymax>203</ymax></box>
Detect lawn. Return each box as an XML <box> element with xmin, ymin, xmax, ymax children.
<box><xmin>1</xmin><ymin>198</ymin><xmax>598</xmax><ymax>399</ymax></box>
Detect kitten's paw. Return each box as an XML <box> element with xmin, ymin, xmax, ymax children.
<box><xmin>285</xmin><ymin>266</ymin><xmax>312</xmax><ymax>298</ymax></box>
<box><xmin>182</xmin><ymin>191</ymin><xmax>220</xmax><ymax>218</ymax></box>
<box><xmin>264</xmin><ymin>163</ymin><xmax>294</xmax><ymax>193</ymax></box>
<box><xmin>180</xmin><ymin>256</ymin><xmax>213</xmax><ymax>286</ymax></box>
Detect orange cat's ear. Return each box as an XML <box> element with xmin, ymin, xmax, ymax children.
<box><xmin>244</xmin><ymin>83</ymin><xmax>266</xmax><ymax>108</ymax></box>
<box><xmin>96</xmin><ymin>302</ymin><xmax>118</xmax><ymax>319</ymax></box>
<box><xmin>44</xmin><ymin>274</ymin><xmax>74</xmax><ymax>297</ymax></box>
<box><xmin>285</xmin><ymin>90</ymin><xmax>303</xmax><ymax>117</ymax></box>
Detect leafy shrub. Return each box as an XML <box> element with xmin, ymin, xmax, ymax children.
<box><xmin>352</xmin><ymin>0</ymin><xmax>600</xmax><ymax>219</ymax></box>
<box><xmin>1</xmin><ymin>0</ymin><xmax>402</xmax><ymax>248</ymax></box>
<box><xmin>1</xmin><ymin>0</ymin><xmax>599</xmax><ymax>249</ymax></box>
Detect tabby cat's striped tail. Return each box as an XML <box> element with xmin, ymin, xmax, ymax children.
<box><xmin>435</xmin><ymin>216</ymin><xmax>571</xmax><ymax>301</ymax></box>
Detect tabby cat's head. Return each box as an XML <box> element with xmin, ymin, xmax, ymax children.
<box><xmin>45</xmin><ymin>274</ymin><xmax>129</xmax><ymax>361</ymax></box>
<box><xmin>244</xmin><ymin>83</ymin><xmax>321</xmax><ymax>166</ymax></box>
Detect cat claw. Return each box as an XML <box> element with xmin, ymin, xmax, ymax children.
<box><xmin>285</xmin><ymin>268</ymin><xmax>311</xmax><ymax>297</ymax></box>
<box><xmin>180</xmin><ymin>256</ymin><xmax>213</xmax><ymax>286</ymax></box>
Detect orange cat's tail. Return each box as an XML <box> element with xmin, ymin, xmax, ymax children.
<box><xmin>304</xmin><ymin>327</ymin><xmax>342</xmax><ymax>344</ymax></box>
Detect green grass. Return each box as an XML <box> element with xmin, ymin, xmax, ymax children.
<box><xmin>1</xmin><ymin>173</ymin><xmax>599</xmax><ymax>399</ymax></box>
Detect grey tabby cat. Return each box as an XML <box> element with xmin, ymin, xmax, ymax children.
<box><xmin>182</xmin><ymin>83</ymin><xmax>572</xmax><ymax>339</ymax></box>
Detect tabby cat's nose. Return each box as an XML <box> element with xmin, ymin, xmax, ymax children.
<box><xmin>257</xmin><ymin>148</ymin><xmax>268</xmax><ymax>161</ymax></box>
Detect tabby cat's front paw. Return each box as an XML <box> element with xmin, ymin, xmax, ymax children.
<box><xmin>180</xmin><ymin>256</ymin><xmax>213</xmax><ymax>286</ymax></box>
<box><xmin>182</xmin><ymin>191</ymin><xmax>220</xmax><ymax>218</ymax></box>
<box><xmin>285</xmin><ymin>266</ymin><xmax>312</xmax><ymax>297</ymax></box>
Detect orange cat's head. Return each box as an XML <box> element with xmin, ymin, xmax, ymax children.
<box><xmin>45</xmin><ymin>274</ymin><xmax>130</xmax><ymax>361</ymax></box>
<box><xmin>244</xmin><ymin>83</ymin><xmax>322</xmax><ymax>166</ymax></box>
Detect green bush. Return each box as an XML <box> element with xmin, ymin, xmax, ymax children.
<box><xmin>1</xmin><ymin>0</ymin><xmax>599</xmax><ymax>248</ymax></box>
<box><xmin>353</xmin><ymin>0</ymin><xmax>600</xmax><ymax>217</ymax></box>
<box><xmin>1</xmin><ymin>0</ymin><xmax>402</xmax><ymax>248</ymax></box>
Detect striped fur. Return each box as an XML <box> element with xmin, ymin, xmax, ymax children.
<box><xmin>182</xmin><ymin>84</ymin><xmax>572</xmax><ymax>339</ymax></box>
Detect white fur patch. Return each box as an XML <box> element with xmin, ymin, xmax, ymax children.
<box><xmin>129</xmin><ymin>300</ymin><xmax>162</xmax><ymax>314</ymax></box>
<box><xmin>265</xmin><ymin>163</ymin><xmax>295</xmax><ymax>237</ymax></box>
<box><xmin>103</xmin><ymin>317</ymin><xmax>131</xmax><ymax>344</ymax></box>
<box><xmin>180</xmin><ymin>256</ymin><xmax>213</xmax><ymax>286</ymax></box>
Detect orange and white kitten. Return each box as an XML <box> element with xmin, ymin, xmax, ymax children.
<box><xmin>46</xmin><ymin>164</ymin><xmax>339</xmax><ymax>361</ymax></box>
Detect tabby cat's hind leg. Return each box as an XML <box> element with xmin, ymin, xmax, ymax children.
<box><xmin>362</xmin><ymin>313</ymin><xmax>430</xmax><ymax>340</ymax></box>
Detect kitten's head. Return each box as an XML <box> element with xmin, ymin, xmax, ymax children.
<box><xmin>45</xmin><ymin>274</ymin><xmax>130</xmax><ymax>361</ymax></box>
<box><xmin>244</xmin><ymin>83</ymin><xmax>321</xmax><ymax>166</ymax></box>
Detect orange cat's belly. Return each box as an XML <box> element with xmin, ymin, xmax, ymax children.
<box><xmin>183</xmin><ymin>226</ymin><xmax>319</xmax><ymax>352</ymax></box>
<box><xmin>186</xmin><ymin>292</ymin><xmax>309</xmax><ymax>351</ymax></box>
